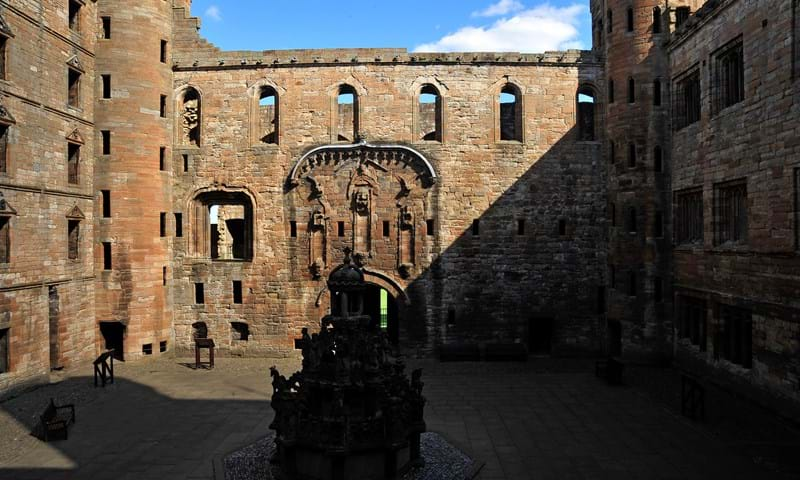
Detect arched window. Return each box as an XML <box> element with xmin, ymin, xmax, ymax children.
<box><xmin>628</xmin><ymin>77</ymin><xmax>636</xmax><ymax>103</ymax></box>
<box><xmin>653</xmin><ymin>79</ymin><xmax>662</xmax><ymax>106</ymax></box>
<box><xmin>607</xmin><ymin>9</ymin><xmax>613</xmax><ymax>33</ymax></box>
<box><xmin>257</xmin><ymin>86</ymin><xmax>278</xmax><ymax>144</ymax></box>
<box><xmin>419</xmin><ymin>84</ymin><xmax>442</xmax><ymax>142</ymax></box>
<box><xmin>653</xmin><ymin>7</ymin><xmax>662</xmax><ymax>34</ymax></box>
<box><xmin>499</xmin><ymin>84</ymin><xmax>522</xmax><ymax>141</ymax></box>
<box><xmin>336</xmin><ymin>84</ymin><xmax>358</xmax><ymax>142</ymax></box>
<box><xmin>627</xmin><ymin>7</ymin><xmax>634</xmax><ymax>32</ymax></box>
<box><xmin>192</xmin><ymin>191</ymin><xmax>254</xmax><ymax>261</ymax></box>
<box><xmin>178</xmin><ymin>87</ymin><xmax>201</xmax><ymax>146</ymax></box>
<box><xmin>577</xmin><ymin>86</ymin><xmax>597</xmax><ymax>141</ymax></box>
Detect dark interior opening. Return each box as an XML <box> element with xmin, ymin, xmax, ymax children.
<box><xmin>363</xmin><ymin>284</ymin><xmax>399</xmax><ymax>346</ymax></box>
<box><xmin>607</xmin><ymin>319</ymin><xmax>622</xmax><ymax>357</ymax></box>
<box><xmin>100</xmin><ymin>321</ymin><xmax>125</xmax><ymax>361</ymax></box>
<box><xmin>528</xmin><ymin>317</ymin><xmax>554</xmax><ymax>355</ymax></box>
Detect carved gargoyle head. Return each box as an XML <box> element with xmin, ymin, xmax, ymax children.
<box><xmin>354</xmin><ymin>189</ymin><xmax>370</xmax><ymax>214</ymax></box>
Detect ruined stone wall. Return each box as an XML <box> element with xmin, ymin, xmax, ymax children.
<box><xmin>669</xmin><ymin>0</ymin><xmax>800</xmax><ymax>409</ymax></box>
<box><xmin>0</xmin><ymin>0</ymin><xmax>97</xmax><ymax>397</ymax></box>
<box><xmin>169</xmin><ymin>9</ymin><xmax>606</xmax><ymax>357</ymax></box>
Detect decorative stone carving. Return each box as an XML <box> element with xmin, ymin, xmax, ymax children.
<box><xmin>66</xmin><ymin>55</ymin><xmax>84</xmax><ymax>73</ymax></box>
<box><xmin>0</xmin><ymin>103</ymin><xmax>16</xmax><ymax>126</ymax></box>
<box><xmin>66</xmin><ymin>204</ymin><xmax>85</xmax><ymax>220</ymax></box>
<box><xmin>182</xmin><ymin>98</ymin><xmax>200</xmax><ymax>145</ymax></box>
<box><xmin>66</xmin><ymin>129</ymin><xmax>84</xmax><ymax>145</ymax></box>
<box><xmin>0</xmin><ymin>14</ymin><xmax>14</xmax><ymax>38</ymax></box>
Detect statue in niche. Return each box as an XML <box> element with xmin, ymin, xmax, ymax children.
<box><xmin>306</xmin><ymin>175</ymin><xmax>324</xmax><ymax>199</ymax></box>
<box><xmin>354</xmin><ymin>189</ymin><xmax>370</xmax><ymax>215</ymax></box>
<box><xmin>309</xmin><ymin>210</ymin><xmax>328</xmax><ymax>280</ymax></box>
<box><xmin>182</xmin><ymin>92</ymin><xmax>200</xmax><ymax>146</ymax></box>
<box><xmin>398</xmin><ymin>206</ymin><xmax>415</xmax><ymax>278</ymax></box>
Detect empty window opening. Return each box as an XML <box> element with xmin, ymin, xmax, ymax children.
<box><xmin>719</xmin><ymin>305</ymin><xmax>752</xmax><ymax>368</ymax></box>
<box><xmin>499</xmin><ymin>84</ymin><xmax>522</xmax><ymax>141</ymax></box>
<box><xmin>654</xmin><ymin>211</ymin><xmax>664</xmax><ymax>238</ymax></box>
<box><xmin>160</xmin><ymin>95</ymin><xmax>167</xmax><ymax>118</ymax></box>
<box><xmin>68</xmin><ymin>1</ymin><xmax>81</xmax><ymax>32</ymax></box>
<box><xmin>607</xmin><ymin>9</ymin><xmax>613</xmax><ymax>33</ymax></box>
<box><xmin>608</xmin><ymin>79</ymin><xmax>615</xmax><ymax>103</ymax></box>
<box><xmin>426</xmin><ymin>219</ymin><xmax>434</xmax><ymax>236</ymax></box>
<box><xmin>577</xmin><ymin>87</ymin><xmax>596</xmax><ymax>141</ymax></box>
<box><xmin>714</xmin><ymin>39</ymin><xmax>744</xmax><ymax>113</ymax></box>
<box><xmin>447</xmin><ymin>308</ymin><xmax>456</xmax><ymax>326</ymax></box>
<box><xmin>103</xmin><ymin>241</ymin><xmax>112</xmax><ymax>270</ymax></box>
<box><xmin>180</xmin><ymin>88</ymin><xmax>201</xmax><ymax>146</ymax></box>
<box><xmin>101</xmin><ymin>74</ymin><xmax>111</xmax><ymax>99</ymax></box>
<box><xmin>338</xmin><ymin>221</ymin><xmax>345</xmax><ymax>237</ymax></box>
<box><xmin>653</xmin><ymin>7</ymin><xmax>662</xmax><ymax>34</ymax></box>
<box><xmin>159</xmin><ymin>341</ymin><xmax>167</xmax><ymax>353</ymax></box>
<box><xmin>517</xmin><ymin>219</ymin><xmax>525</xmax><ymax>235</ymax></box>
<box><xmin>678</xmin><ymin>296</ymin><xmax>706</xmax><ymax>350</ymax></box>
<box><xmin>101</xmin><ymin>190</ymin><xmax>111</xmax><ymax>218</ymax></box>
<box><xmin>628</xmin><ymin>272</ymin><xmax>637</xmax><ymax>297</ymax></box>
<box><xmin>676</xmin><ymin>69</ymin><xmax>701</xmax><ymax>129</ymax></box>
<box><xmin>162</xmin><ymin>266</ymin><xmax>167</xmax><ymax>286</ymax></box>
<box><xmin>627</xmin><ymin>77</ymin><xmax>635</xmax><ymax>103</ymax></box>
<box><xmin>627</xmin><ymin>207</ymin><xmax>637</xmax><ymax>233</ymax></box>
<box><xmin>653</xmin><ymin>79</ymin><xmax>662</xmax><ymax>106</ymax></box>
<box><xmin>654</xmin><ymin>277</ymin><xmax>663</xmax><ymax>303</ymax></box>
<box><xmin>675</xmin><ymin>188</ymin><xmax>704</xmax><ymax>244</ymax></box>
<box><xmin>626</xmin><ymin>7</ymin><xmax>634</xmax><ymax>32</ymax></box>
<box><xmin>99</xmin><ymin>322</ymin><xmax>125</xmax><ymax>361</ymax></box>
<box><xmin>0</xmin><ymin>328</ymin><xmax>9</xmax><ymax>373</ymax></box>
<box><xmin>336</xmin><ymin>85</ymin><xmax>358</xmax><ymax>142</ymax></box>
<box><xmin>142</xmin><ymin>343</ymin><xmax>153</xmax><ymax>356</ymax></box>
<box><xmin>558</xmin><ymin>219</ymin><xmax>567</xmax><ymax>236</ymax></box>
<box><xmin>174</xmin><ymin>212</ymin><xmax>183</xmax><ymax>237</ymax></box>
<box><xmin>676</xmin><ymin>7</ymin><xmax>691</xmax><ymax>28</ymax></box>
<box><xmin>68</xmin><ymin>68</ymin><xmax>81</xmax><ymax>108</ymax></box>
<box><xmin>160</xmin><ymin>40</ymin><xmax>168</xmax><ymax>63</ymax></box>
<box><xmin>379</xmin><ymin>289</ymin><xmax>389</xmax><ymax>330</ymax></box>
<box><xmin>610</xmin><ymin>202</ymin><xmax>616</xmax><ymax>227</ymax></box>
<box><xmin>0</xmin><ymin>216</ymin><xmax>9</xmax><ymax>263</ymax></box>
<box><xmin>192</xmin><ymin>322</ymin><xmax>208</xmax><ymax>339</ymax></box>
<box><xmin>101</xmin><ymin>130</ymin><xmax>110</xmax><ymax>155</ymax></box>
<box><xmin>231</xmin><ymin>322</ymin><xmax>250</xmax><ymax>341</ymax></box>
<box><xmin>195</xmin><ymin>283</ymin><xmax>204</xmax><ymax>304</ymax></box>
<box><xmin>628</xmin><ymin>143</ymin><xmax>636</xmax><ymax>168</ymax></box>
<box><xmin>68</xmin><ymin>219</ymin><xmax>79</xmax><ymax>259</ymax></box>
<box><xmin>419</xmin><ymin>84</ymin><xmax>442</xmax><ymax>141</ymax></box>
<box><xmin>208</xmin><ymin>202</ymin><xmax>250</xmax><ymax>260</ymax></box>
<box><xmin>182</xmin><ymin>154</ymin><xmax>189</xmax><ymax>172</ymax></box>
<box><xmin>159</xmin><ymin>212</ymin><xmax>167</xmax><ymax>237</ymax></box>
<box><xmin>715</xmin><ymin>180</ymin><xmax>747</xmax><ymax>245</ymax></box>
<box><xmin>159</xmin><ymin>147</ymin><xmax>166</xmax><ymax>171</ymax></box>
<box><xmin>233</xmin><ymin>280</ymin><xmax>243</xmax><ymax>304</ymax></box>
<box><xmin>597</xmin><ymin>286</ymin><xmax>606</xmax><ymax>314</ymax></box>
<box><xmin>0</xmin><ymin>37</ymin><xmax>6</xmax><ymax>81</ymax></box>
<box><xmin>0</xmin><ymin>125</ymin><xmax>8</xmax><ymax>174</ymax></box>
<box><xmin>382</xmin><ymin>220</ymin><xmax>390</xmax><ymax>237</ymax></box>
<box><xmin>101</xmin><ymin>16</ymin><xmax>111</xmax><ymax>39</ymax></box>
<box><xmin>471</xmin><ymin>219</ymin><xmax>480</xmax><ymax>236</ymax></box>
<box><xmin>258</xmin><ymin>87</ymin><xmax>278</xmax><ymax>144</ymax></box>
<box><xmin>654</xmin><ymin>146</ymin><xmax>663</xmax><ymax>172</ymax></box>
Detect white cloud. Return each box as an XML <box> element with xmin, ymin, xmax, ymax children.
<box><xmin>472</xmin><ymin>0</ymin><xmax>524</xmax><ymax>18</ymax></box>
<box><xmin>415</xmin><ymin>3</ymin><xmax>586</xmax><ymax>53</ymax></box>
<box><xmin>204</xmin><ymin>5</ymin><xmax>222</xmax><ymax>22</ymax></box>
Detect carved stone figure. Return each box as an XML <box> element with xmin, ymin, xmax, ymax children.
<box><xmin>182</xmin><ymin>98</ymin><xmax>200</xmax><ymax>145</ymax></box>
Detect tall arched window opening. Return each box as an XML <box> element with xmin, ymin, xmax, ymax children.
<box><xmin>419</xmin><ymin>84</ymin><xmax>442</xmax><ymax>142</ymax></box>
<box><xmin>653</xmin><ymin>7</ymin><xmax>662</xmax><ymax>34</ymax></box>
<box><xmin>499</xmin><ymin>84</ymin><xmax>522</xmax><ymax>142</ymax></box>
<box><xmin>179</xmin><ymin>87</ymin><xmax>201</xmax><ymax>146</ymax></box>
<box><xmin>336</xmin><ymin>85</ymin><xmax>358</xmax><ymax>142</ymax></box>
<box><xmin>258</xmin><ymin>87</ymin><xmax>278</xmax><ymax>144</ymax></box>
<box><xmin>577</xmin><ymin>86</ymin><xmax>597</xmax><ymax>141</ymax></box>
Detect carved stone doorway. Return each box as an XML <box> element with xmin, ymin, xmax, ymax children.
<box><xmin>363</xmin><ymin>284</ymin><xmax>399</xmax><ymax>346</ymax></box>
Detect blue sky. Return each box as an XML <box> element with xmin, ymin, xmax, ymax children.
<box><xmin>190</xmin><ymin>1</ymin><xmax>592</xmax><ymax>53</ymax></box>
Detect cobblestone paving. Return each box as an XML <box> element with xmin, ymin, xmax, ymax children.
<box><xmin>0</xmin><ymin>357</ymin><xmax>797</xmax><ymax>479</ymax></box>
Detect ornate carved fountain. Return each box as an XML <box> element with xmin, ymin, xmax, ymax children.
<box><xmin>269</xmin><ymin>250</ymin><xmax>426</xmax><ymax>480</ymax></box>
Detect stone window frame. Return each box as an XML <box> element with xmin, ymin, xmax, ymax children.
<box><xmin>66</xmin><ymin>129</ymin><xmax>84</xmax><ymax>185</ymax></box>
<box><xmin>66</xmin><ymin>205</ymin><xmax>85</xmax><ymax>261</ymax></box>
<box><xmin>652</xmin><ymin>7</ymin><xmax>663</xmax><ymax>35</ymax></box>
<box><xmin>248</xmin><ymin>80</ymin><xmax>284</xmax><ymax>146</ymax></box>
<box><xmin>187</xmin><ymin>187</ymin><xmax>257</xmax><ymax>262</ymax></box>
<box><xmin>794</xmin><ymin>167</ymin><xmax>800</xmax><ymax>251</ymax></box>
<box><xmin>175</xmin><ymin>85</ymin><xmax>202</xmax><ymax>147</ymax></box>
<box><xmin>491</xmin><ymin>78</ymin><xmax>525</xmax><ymax>144</ymax></box>
<box><xmin>411</xmin><ymin>78</ymin><xmax>447</xmax><ymax>144</ymax></box>
<box><xmin>576</xmin><ymin>83</ymin><xmax>600</xmax><ymax>142</ymax></box>
<box><xmin>713</xmin><ymin>178</ymin><xmax>748</xmax><ymax>248</ymax></box>
<box><xmin>673</xmin><ymin>186</ymin><xmax>704</xmax><ymax>246</ymax></box>
<box><xmin>672</xmin><ymin>65</ymin><xmax>702</xmax><ymax>131</ymax></box>
<box><xmin>328</xmin><ymin>80</ymin><xmax>365</xmax><ymax>144</ymax></box>
<box><xmin>68</xmin><ymin>0</ymin><xmax>85</xmax><ymax>33</ymax></box>
<box><xmin>0</xmin><ymin>192</ymin><xmax>17</xmax><ymax>265</ymax></box>
<box><xmin>0</xmin><ymin>103</ymin><xmax>16</xmax><ymax>175</ymax></box>
<box><xmin>0</xmin><ymin>14</ymin><xmax>15</xmax><ymax>82</ymax></box>
<box><xmin>715</xmin><ymin>303</ymin><xmax>753</xmax><ymax>369</ymax></box>
<box><xmin>711</xmin><ymin>35</ymin><xmax>745</xmax><ymax>116</ymax></box>
<box><xmin>676</xmin><ymin>294</ymin><xmax>707</xmax><ymax>351</ymax></box>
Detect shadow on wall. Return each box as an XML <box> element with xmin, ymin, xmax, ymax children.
<box><xmin>0</xmin><ymin>375</ymin><xmax>271</xmax><ymax>478</ymax></box>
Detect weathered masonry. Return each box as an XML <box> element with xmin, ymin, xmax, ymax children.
<box><xmin>0</xmin><ymin>0</ymin><xmax>798</xmax><ymax>421</ymax></box>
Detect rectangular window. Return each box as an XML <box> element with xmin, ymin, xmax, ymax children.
<box><xmin>162</xmin><ymin>266</ymin><xmax>167</xmax><ymax>286</ymax></box>
<box><xmin>160</xmin><ymin>95</ymin><xmax>167</xmax><ymax>118</ymax></box>
<box><xmin>627</xmin><ymin>207</ymin><xmax>637</xmax><ymax>233</ymax></box>
<box><xmin>160</xmin><ymin>341</ymin><xmax>167</xmax><ymax>353</ymax></box>
<box><xmin>195</xmin><ymin>283</ymin><xmax>204</xmax><ymax>304</ymax></box>
<box><xmin>653</xmin><ymin>277</ymin><xmax>663</xmax><ymax>303</ymax></box>
<box><xmin>517</xmin><ymin>219</ymin><xmax>525</xmax><ymax>235</ymax></box>
<box><xmin>160</xmin><ymin>212</ymin><xmax>167</xmax><ymax>237</ymax></box>
<box><xmin>337</xmin><ymin>221</ymin><xmax>345</xmax><ymax>237</ymax></box>
<box><xmin>628</xmin><ymin>143</ymin><xmax>636</xmax><ymax>168</ymax></box>
<box><xmin>714</xmin><ymin>180</ymin><xmax>747</xmax><ymax>245</ymax></box>
<box><xmin>233</xmin><ymin>281</ymin><xmax>242</xmax><ymax>304</ymax></box>
<box><xmin>713</xmin><ymin>38</ymin><xmax>744</xmax><ymax>114</ymax></box>
<box><xmin>597</xmin><ymin>286</ymin><xmax>606</xmax><ymax>314</ymax></box>
<box><xmin>719</xmin><ymin>304</ymin><xmax>752</xmax><ymax>368</ymax></box>
<box><xmin>174</xmin><ymin>213</ymin><xmax>183</xmax><ymax>237</ymax></box>
<box><xmin>182</xmin><ymin>154</ymin><xmax>189</xmax><ymax>172</ymax></box>
<box><xmin>678</xmin><ymin>296</ymin><xmax>707</xmax><ymax>351</ymax></box>
<box><xmin>795</xmin><ymin>168</ymin><xmax>800</xmax><ymax>250</ymax></box>
<box><xmin>382</xmin><ymin>220</ymin><xmax>390</xmax><ymax>237</ymax></box>
<box><xmin>675</xmin><ymin>188</ymin><xmax>703</xmax><ymax>245</ymax></box>
<box><xmin>68</xmin><ymin>68</ymin><xmax>81</xmax><ymax>108</ymax></box>
<box><xmin>0</xmin><ymin>216</ymin><xmax>9</xmax><ymax>263</ymax></box>
<box><xmin>653</xmin><ymin>79</ymin><xmax>662</xmax><ymax>106</ymax></box>
<box><xmin>471</xmin><ymin>219</ymin><xmax>480</xmax><ymax>236</ymax></box>
<box><xmin>654</xmin><ymin>211</ymin><xmax>663</xmax><ymax>238</ymax></box>
<box><xmin>610</xmin><ymin>202</ymin><xmax>616</xmax><ymax>227</ymax></box>
<box><xmin>159</xmin><ymin>147</ymin><xmax>166</xmax><ymax>171</ymax></box>
<box><xmin>290</xmin><ymin>221</ymin><xmax>297</xmax><ymax>238</ymax></box>
<box><xmin>0</xmin><ymin>124</ymin><xmax>8</xmax><ymax>173</ymax></box>
<box><xmin>68</xmin><ymin>220</ymin><xmax>79</xmax><ymax>260</ymax></box>
<box><xmin>426</xmin><ymin>219</ymin><xmax>434</xmax><ymax>236</ymax></box>
<box><xmin>142</xmin><ymin>344</ymin><xmax>153</xmax><ymax>355</ymax></box>
<box><xmin>676</xmin><ymin>7</ymin><xmax>690</xmax><ymax>28</ymax></box>
<box><xmin>0</xmin><ymin>36</ymin><xmax>8</xmax><ymax>80</ymax></box>
<box><xmin>160</xmin><ymin>40</ymin><xmax>168</xmax><ymax>63</ymax></box>
<box><xmin>558</xmin><ymin>219</ymin><xmax>566</xmax><ymax>236</ymax></box>
<box><xmin>103</xmin><ymin>241</ymin><xmax>112</xmax><ymax>270</ymax></box>
<box><xmin>674</xmin><ymin>68</ymin><xmax>701</xmax><ymax>130</ymax></box>
<box><xmin>101</xmin><ymin>74</ymin><xmax>111</xmax><ymax>99</ymax></box>
<box><xmin>101</xmin><ymin>16</ymin><xmax>111</xmax><ymax>39</ymax></box>
<box><xmin>628</xmin><ymin>271</ymin><xmax>637</xmax><ymax>297</ymax></box>
<box><xmin>68</xmin><ymin>1</ymin><xmax>81</xmax><ymax>32</ymax></box>
<box><xmin>101</xmin><ymin>190</ymin><xmax>111</xmax><ymax>218</ymax></box>
<box><xmin>68</xmin><ymin>143</ymin><xmax>80</xmax><ymax>184</ymax></box>
<box><xmin>101</xmin><ymin>130</ymin><xmax>110</xmax><ymax>155</ymax></box>
<box><xmin>0</xmin><ymin>328</ymin><xmax>8</xmax><ymax>374</ymax></box>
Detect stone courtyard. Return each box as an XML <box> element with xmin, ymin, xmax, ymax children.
<box><xmin>1</xmin><ymin>357</ymin><xmax>798</xmax><ymax>480</ymax></box>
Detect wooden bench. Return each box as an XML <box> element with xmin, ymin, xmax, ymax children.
<box><xmin>93</xmin><ymin>349</ymin><xmax>115</xmax><ymax>388</ymax></box>
<box><xmin>39</xmin><ymin>398</ymin><xmax>75</xmax><ymax>442</ymax></box>
<box><xmin>439</xmin><ymin>343</ymin><xmax>480</xmax><ymax>361</ymax></box>
<box><xmin>595</xmin><ymin>357</ymin><xmax>625</xmax><ymax>385</ymax></box>
<box><xmin>681</xmin><ymin>373</ymin><xmax>705</xmax><ymax>421</ymax></box>
<box><xmin>485</xmin><ymin>343</ymin><xmax>528</xmax><ymax>361</ymax></box>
